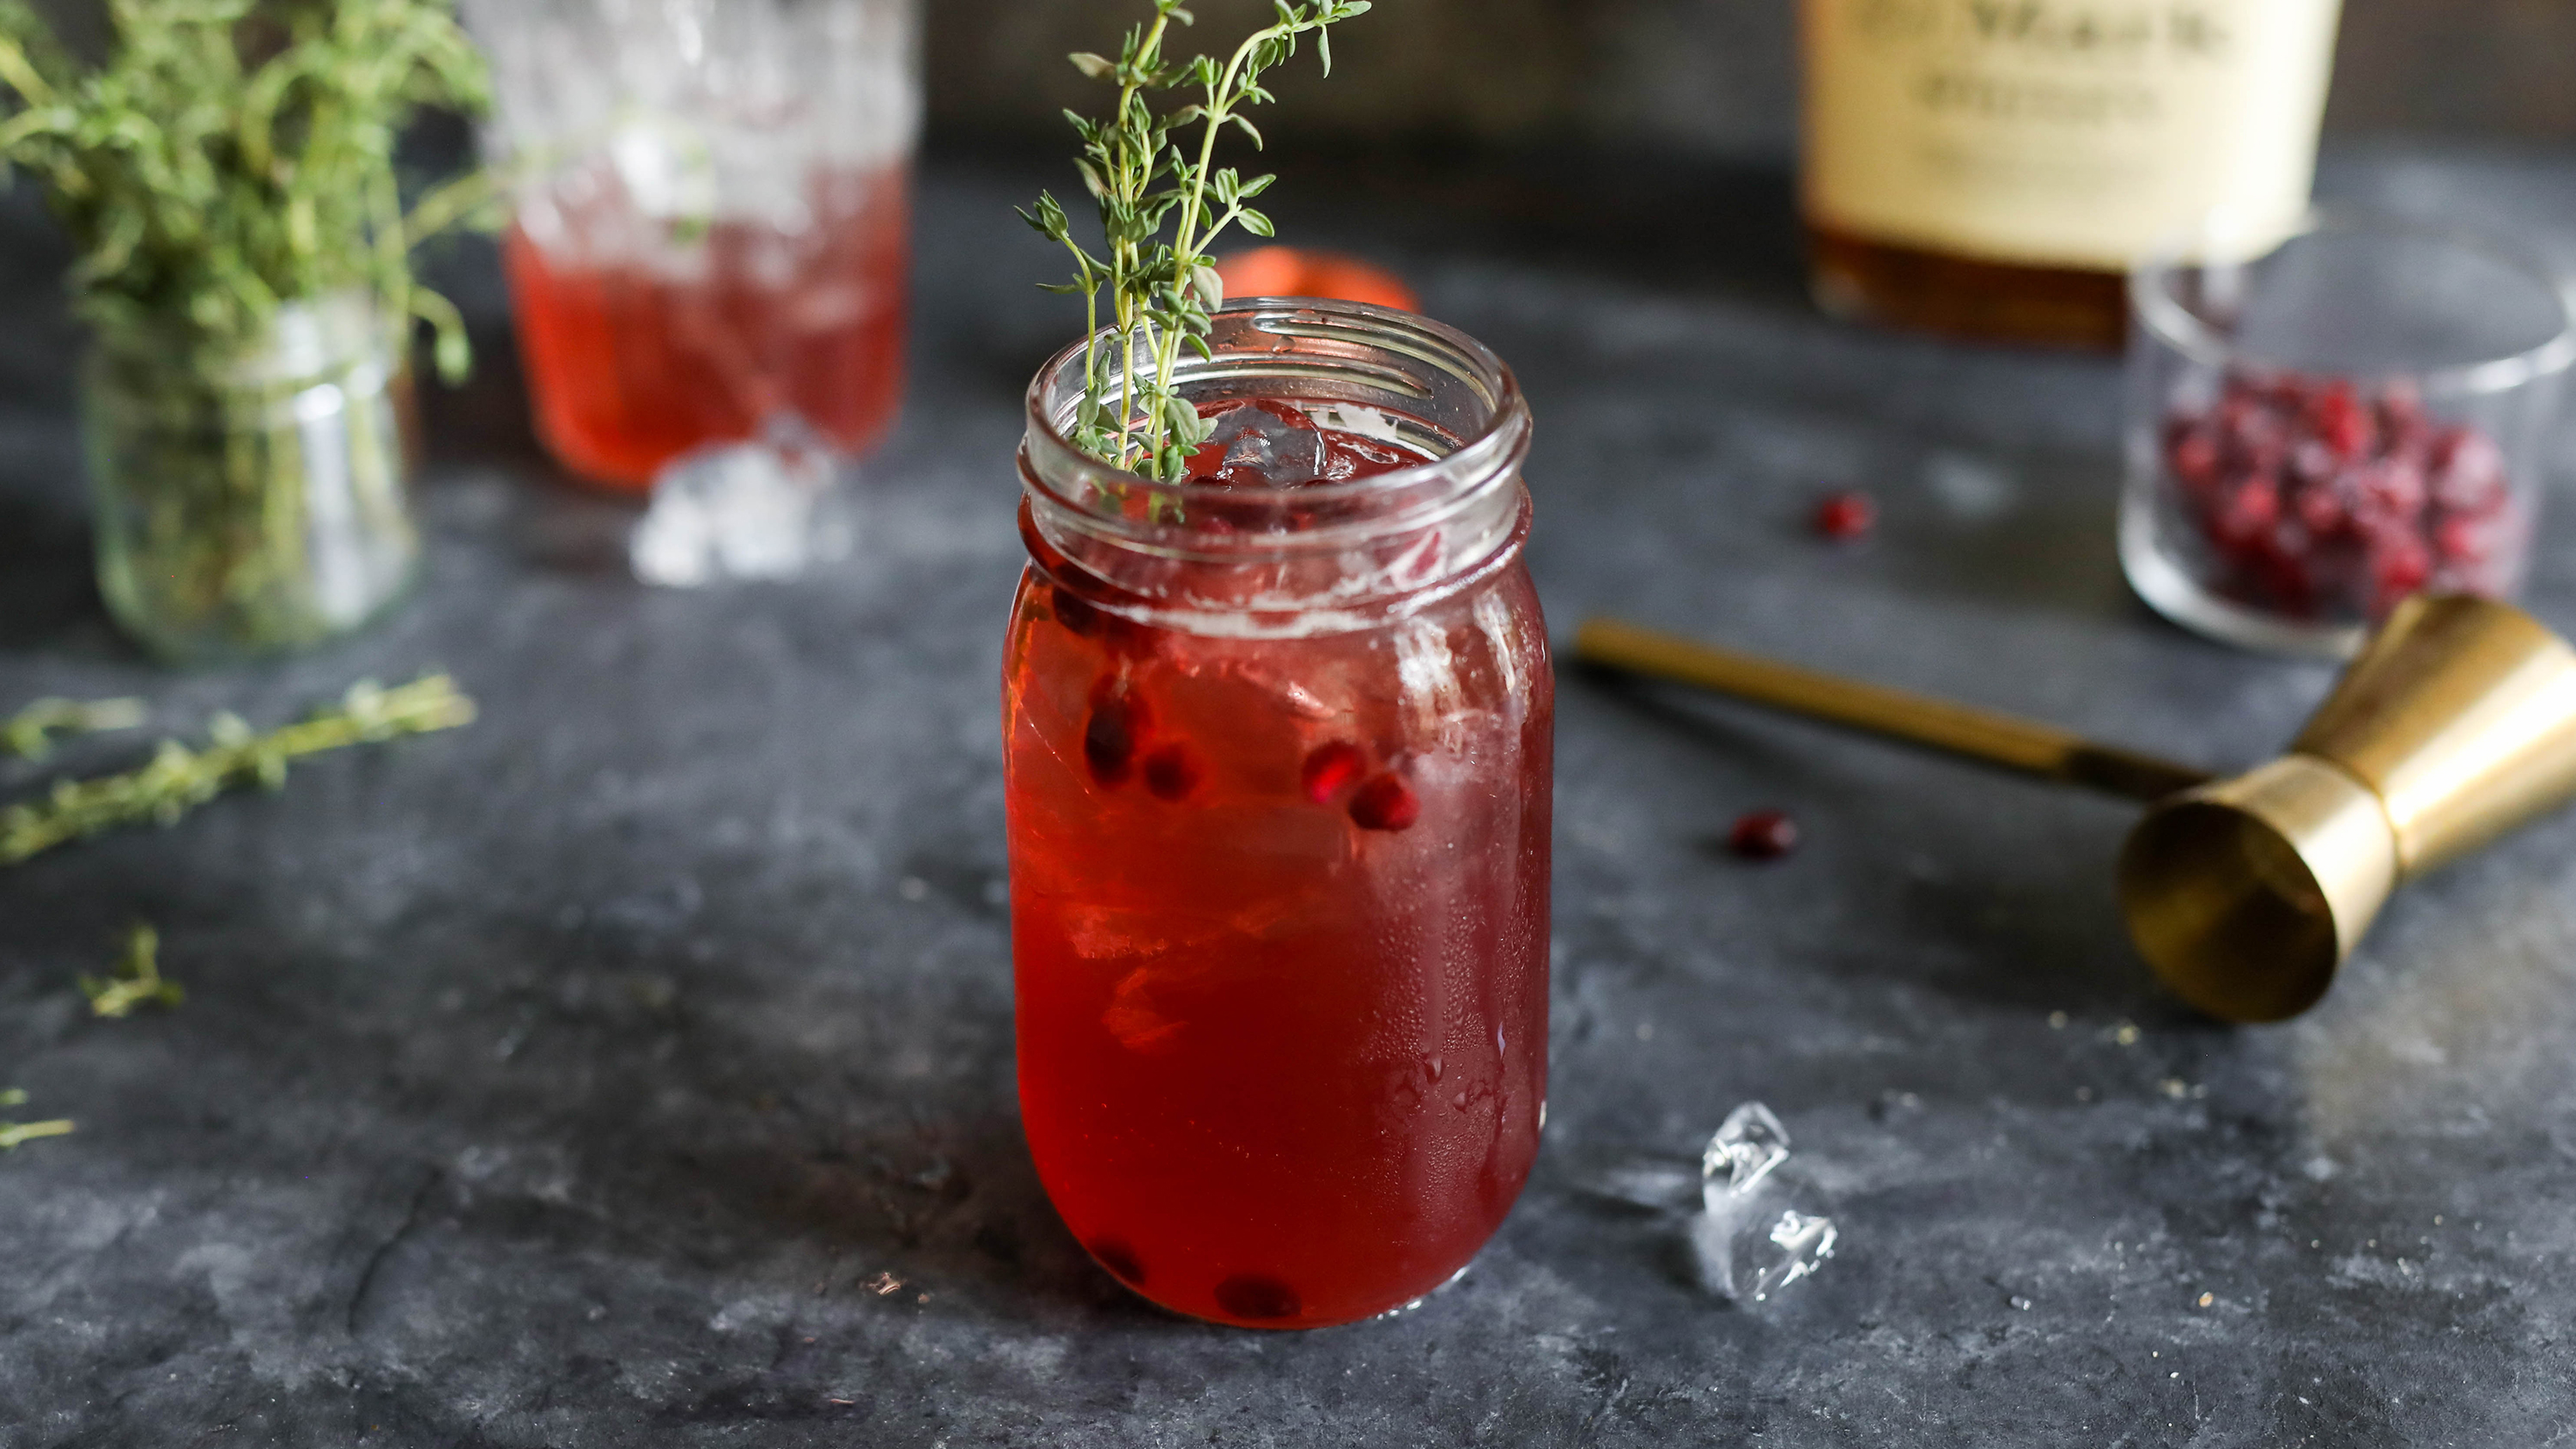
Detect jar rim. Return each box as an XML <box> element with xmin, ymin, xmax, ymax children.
<box><xmin>2129</xmin><ymin>205</ymin><xmax>2576</xmax><ymax>398</ymax></box>
<box><xmin>1019</xmin><ymin>297</ymin><xmax>1530</xmax><ymax>545</ymax></box>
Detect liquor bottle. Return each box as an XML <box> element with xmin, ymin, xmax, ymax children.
<box><xmin>1799</xmin><ymin>0</ymin><xmax>2343</xmax><ymax>348</ymax></box>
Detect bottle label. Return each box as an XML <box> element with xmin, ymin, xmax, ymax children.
<box><xmin>1801</xmin><ymin>0</ymin><xmax>2342</xmax><ymax>271</ymax></box>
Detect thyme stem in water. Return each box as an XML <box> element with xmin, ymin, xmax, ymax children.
<box><xmin>0</xmin><ymin>673</ymin><xmax>476</xmax><ymax>865</ymax></box>
<box><xmin>1019</xmin><ymin>0</ymin><xmax>1370</xmax><ymax>481</ymax></box>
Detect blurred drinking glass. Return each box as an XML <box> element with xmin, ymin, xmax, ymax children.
<box><xmin>464</xmin><ymin>0</ymin><xmax>920</xmax><ymax>492</ymax></box>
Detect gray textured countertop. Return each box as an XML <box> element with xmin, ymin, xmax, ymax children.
<box><xmin>4</xmin><ymin>143</ymin><xmax>2575</xmax><ymax>1446</ymax></box>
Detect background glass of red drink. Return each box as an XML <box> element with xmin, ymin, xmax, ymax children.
<box><xmin>2122</xmin><ymin>208</ymin><xmax>2576</xmax><ymax>656</ymax></box>
<box><xmin>1007</xmin><ymin>302</ymin><xmax>1552</xmax><ymax>1328</ymax></box>
<box><xmin>463</xmin><ymin>0</ymin><xmax>919</xmax><ymax>491</ymax></box>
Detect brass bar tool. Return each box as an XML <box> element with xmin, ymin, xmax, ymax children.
<box><xmin>1575</xmin><ymin>598</ymin><xmax>2576</xmax><ymax>1024</ymax></box>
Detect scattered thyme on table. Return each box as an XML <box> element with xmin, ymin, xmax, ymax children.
<box><xmin>1019</xmin><ymin>0</ymin><xmax>1371</xmax><ymax>483</ymax></box>
<box><xmin>2</xmin><ymin>697</ymin><xmax>145</xmax><ymax>762</ymax></box>
<box><xmin>0</xmin><ymin>1089</ymin><xmax>73</xmax><ymax>1152</ymax></box>
<box><xmin>82</xmin><ymin>923</ymin><xmax>183</xmax><ymax>1019</ymax></box>
<box><xmin>0</xmin><ymin>673</ymin><xmax>477</xmax><ymax>865</ymax></box>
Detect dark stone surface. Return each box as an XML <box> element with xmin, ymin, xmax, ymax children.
<box><xmin>4</xmin><ymin>143</ymin><xmax>2576</xmax><ymax>1446</ymax></box>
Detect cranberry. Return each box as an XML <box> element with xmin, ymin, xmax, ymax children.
<box><xmin>1300</xmin><ymin>740</ymin><xmax>1366</xmax><ymax>803</ymax></box>
<box><xmin>2309</xmin><ymin>381</ymin><xmax>2376</xmax><ymax>460</ymax></box>
<box><xmin>1142</xmin><ymin>743</ymin><xmax>1201</xmax><ymax>801</ymax></box>
<box><xmin>1728</xmin><ymin>808</ymin><xmax>1798</xmax><ymax>860</ymax></box>
<box><xmin>1814</xmin><ymin>490</ymin><xmax>1876</xmax><ymax>540</ymax></box>
<box><xmin>1348</xmin><ymin>773</ymin><xmax>1420</xmax><ymax>831</ymax></box>
<box><xmin>1084</xmin><ymin>682</ymin><xmax>1148</xmax><ymax>786</ymax></box>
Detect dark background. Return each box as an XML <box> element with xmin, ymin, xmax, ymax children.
<box><xmin>925</xmin><ymin>0</ymin><xmax>2576</xmax><ymax>155</ymax></box>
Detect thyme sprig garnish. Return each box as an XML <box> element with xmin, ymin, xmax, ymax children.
<box><xmin>1021</xmin><ymin>0</ymin><xmax>1370</xmax><ymax>482</ymax></box>
<box><xmin>82</xmin><ymin>923</ymin><xmax>183</xmax><ymax>1018</ymax></box>
<box><xmin>3</xmin><ymin>697</ymin><xmax>145</xmax><ymax>761</ymax></box>
<box><xmin>0</xmin><ymin>673</ymin><xmax>475</xmax><ymax>865</ymax></box>
<box><xmin>0</xmin><ymin>1089</ymin><xmax>73</xmax><ymax>1150</ymax></box>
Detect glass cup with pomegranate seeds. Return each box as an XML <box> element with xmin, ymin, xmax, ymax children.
<box><xmin>2121</xmin><ymin>209</ymin><xmax>2576</xmax><ymax>655</ymax></box>
<box><xmin>1005</xmin><ymin>301</ymin><xmax>1552</xmax><ymax>1330</ymax></box>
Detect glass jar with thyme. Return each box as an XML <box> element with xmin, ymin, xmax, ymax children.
<box><xmin>0</xmin><ymin>0</ymin><xmax>491</xmax><ymax>664</ymax></box>
<box><xmin>84</xmin><ymin>293</ymin><xmax>422</xmax><ymax>661</ymax></box>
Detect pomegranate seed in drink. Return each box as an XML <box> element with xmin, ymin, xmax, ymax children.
<box><xmin>1347</xmin><ymin>773</ymin><xmax>1421</xmax><ymax>832</ymax></box>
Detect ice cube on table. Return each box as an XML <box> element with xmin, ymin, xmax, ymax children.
<box><xmin>1703</xmin><ymin>1099</ymin><xmax>1792</xmax><ymax>1202</ymax></box>
<box><xmin>630</xmin><ymin>420</ymin><xmax>848</xmax><ymax>587</ymax></box>
<box><xmin>1693</xmin><ymin>1202</ymin><xmax>1838</xmax><ymax>1304</ymax></box>
<box><xmin>1692</xmin><ymin>1099</ymin><xmax>1837</xmax><ymax>1305</ymax></box>
<box><xmin>1199</xmin><ymin>402</ymin><xmax>1327</xmax><ymax>487</ymax></box>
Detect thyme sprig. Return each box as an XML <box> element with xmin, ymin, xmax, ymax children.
<box><xmin>3</xmin><ymin>697</ymin><xmax>145</xmax><ymax>761</ymax></box>
<box><xmin>0</xmin><ymin>1089</ymin><xmax>73</xmax><ymax>1150</ymax></box>
<box><xmin>0</xmin><ymin>0</ymin><xmax>495</xmax><ymax>379</ymax></box>
<box><xmin>82</xmin><ymin>923</ymin><xmax>183</xmax><ymax>1018</ymax></box>
<box><xmin>1021</xmin><ymin>0</ymin><xmax>1370</xmax><ymax>482</ymax></box>
<box><xmin>0</xmin><ymin>673</ymin><xmax>475</xmax><ymax>865</ymax></box>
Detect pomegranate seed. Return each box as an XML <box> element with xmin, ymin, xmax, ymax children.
<box><xmin>1300</xmin><ymin>741</ymin><xmax>1366</xmax><ymax>803</ymax></box>
<box><xmin>1142</xmin><ymin>743</ymin><xmax>1201</xmax><ymax>801</ymax></box>
<box><xmin>1813</xmin><ymin>490</ymin><xmax>1876</xmax><ymax>540</ymax></box>
<box><xmin>1728</xmin><ymin>808</ymin><xmax>1798</xmax><ymax>860</ymax></box>
<box><xmin>1213</xmin><ymin>1274</ymin><xmax>1301</xmax><ymax>1321</ymax></box>
<box><xmin>1348</xmin><ymin>773</ymin><xmax>1420</xmax><ymax>831</ymax></box>
<box><xmin>1087</xmin><ymin>1239</ymin><xmax>1146</xmax><ymax>1287</ymax></box>
<box><xmin>1050</xmin><ymin>585</ymin><xmax>1102</xmax><ymax>638</ymax></box>
<box><xmin>1084</xmin><ymin>682</ymin><xmax>1148</xmax><ymax>786</ymax></box>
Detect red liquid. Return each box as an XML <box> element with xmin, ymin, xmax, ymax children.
<box><xmin>502</xmin><ymin>167</ymin><xmax>910</xmax><ymax>490</ymax></box>
<box><xmin>1005</xmin><ymin>407</ymin><xmax>1553</xmax><ymax>1328</ymax></box>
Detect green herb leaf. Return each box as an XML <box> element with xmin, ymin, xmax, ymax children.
<box><xmin>0</xmin><ymin>673</ymin><xmax>476</xmax><ymax>866</ymax></box>
<box><xmin>79</xmin><ymin>922</ymin><xmax>181</xmax><ymax>1019</ymax></box>
<box><xmin>1022</xmin><ymin>0</ymin><xmax>1368</xmax><ymax>483</ymax></box>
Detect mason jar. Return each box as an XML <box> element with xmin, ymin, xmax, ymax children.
<box><xmin>84</xmin><ymin>292</ymin><xmax>420</xmax><ymax>664</ymax></box>
<box><xmin>1005</xmin><ymin>300</ymin><xmax>1552</xmax><ymax>1328</ymax></box>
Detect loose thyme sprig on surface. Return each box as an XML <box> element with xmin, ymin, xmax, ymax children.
<box><xmin>0</xmin><ymin>1088</ymin><xmax>73</xmax><ymax>1151</ymax></box>
<box><xmin>1021</xmin><ymin>0</ymin><xmax>1370</xmax><ymax>482</ymax></box>
<box><xmin>3</xmin><ymin>697</ymin><xmax>145</xmax><ymax>761</ymax></box>
<box><xmin>81</xmin><ymin>923</ymin><xmax>182</xmax><ymax>1018</ymax></box>
<box><xmin>0</xmin><ymin>673</ymin><xmax>476</xmax><ymax>864</ymax></box>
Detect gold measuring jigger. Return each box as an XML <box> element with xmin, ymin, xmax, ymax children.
<box><xmin>1576</xmin><ymin>596</ymin><xmax>2576</xmax><ymax>1024</ymax></box>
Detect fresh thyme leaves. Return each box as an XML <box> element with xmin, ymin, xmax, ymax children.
<box><xmin>0</xmin><ymin>673</ymin><xmax>476</xmax><ymax>865</ymax></box>
<box><xmin>1020</xmin><ymin>0</ymin><xmax>1370</xmax><ymax>482</ymax></box>
<box><xmin>3</xmin><ymin>697</ymin><xmax>145</xmax><ymax>761</ymax></box>
<box><xmin>81</xmin><ymin>923</ymin><xmax>183</xmax><ymax>1019</ymax></box>
<box><xmin>0</xmin><ymin>0</ymin><xmax>496</xmax><ymax>380</ymax></box>
<box><xmin>0</xmin><ymin>1089</ymin><xmax>74</xmax><ymax>1151</ymax></box>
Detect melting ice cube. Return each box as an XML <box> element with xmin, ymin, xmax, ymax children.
<box><xmin>1201</xmin><ymin>402</ymin><xmax>1326</xmax><ymax>487</ymax></box>
<box><xmin>631</xmin><ymin>417</ymin><xmax>849</xmax><ymax>586</ymax></box>
<box><xmin>1702</xmin><ymin>1099</ymin><xmax>1792</xmax><ymax>1202</ymax></box>
<box><xmin>1692</xmin><ymin>1099</ymin><xmax>1837</xmax><ymax>1305</ymax></box>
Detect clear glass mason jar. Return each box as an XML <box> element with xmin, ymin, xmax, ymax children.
<box><xmin>2120</xmin><ymin>209</ymin><xmax>2576</xmax><ymax>656</ymax></box>
<box><xmin>1005</xmin><ymin>301</ymin><xmax>1553</xmax><ymax>1329</ymax></box>
<box><xmin>84</xmin><ymin>292</ymin><xmax>420</xmax><ymax>664</ymax></box>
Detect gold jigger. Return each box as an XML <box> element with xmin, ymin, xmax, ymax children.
<box><xmin>1575</xmin><ymin>596</ymin><xmax>2576</xmax><ymax>1024</ymax></box>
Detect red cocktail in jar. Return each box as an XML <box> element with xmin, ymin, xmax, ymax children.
<box><xmin>1005</xmin><ymin>301</ymin><xmax>1552</xmax><ymax>1328</ymax></box>
<box><xmin>505</xmin><ymin>165</ymin><xmax>910</xmax><ymax>490</ymax></box>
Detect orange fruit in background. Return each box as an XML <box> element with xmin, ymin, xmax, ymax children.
<box><xmin>1214</xmin><ymin>246</ymin><xmax>1419</xmax><ymax>313</ymax></box>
